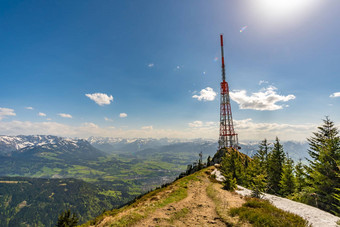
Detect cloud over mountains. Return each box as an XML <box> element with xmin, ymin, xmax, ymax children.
<box><xmin>0</xmin><ymin>108</ymin><xmax>16</xmax><ymax>120</ymax></box>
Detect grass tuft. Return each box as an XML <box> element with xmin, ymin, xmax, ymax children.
<box><xmin>230</xmin><ymin>198</ymin><xmax>310</xmax><ymax>227</ymax></box>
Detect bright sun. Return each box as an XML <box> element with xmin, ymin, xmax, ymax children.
<box><xmin>255</xmin><ymin>0</ymin><xmax>319</xmax><ymax>22</ymax></box>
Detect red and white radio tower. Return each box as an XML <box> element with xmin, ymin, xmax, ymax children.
<box><xmin>218</xmin><ymin>34</ymin><xmax>239</xmax><ymax>149</ymax></box>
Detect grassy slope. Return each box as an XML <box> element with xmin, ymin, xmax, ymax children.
<box><xmin>81</xmin><ymin>169</ymin><xmax>202</xmax><ymax>226</ymax></box>
<box><xmin>82</xmin><ymin>167</ymin><xmax>309</xmax><ymax>227</ymax></box>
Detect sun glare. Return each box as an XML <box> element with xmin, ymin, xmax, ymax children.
<box><xmin>255</xmin><ymin>0</ymin><xmax>320</xmax><ymax>23</ymax></box>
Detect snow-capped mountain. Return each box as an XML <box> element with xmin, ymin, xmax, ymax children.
<box><xmin>0</xmin><ymin>135</ymin><xmax>63</xmax><ymax>155</ymax></box>
<box><xmin>0</xmin><ymin>135</ymin><xmax>310</xmax><ymax>161</ymax></box>
<box><xmin>86</xmin><ymin>136</ymin><xmax>310</xmax><ymax>161</ymax></box>
<box><xmin>0</xmin><ymin>135</ymin><xmax>104</xmax><ymax>158</ymax></box>
<box><xmin>86</xmin><ymin>136</ymin><xmax>194</xmax><ymax>153</ymax></box>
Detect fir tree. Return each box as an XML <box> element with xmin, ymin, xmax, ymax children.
<box><xmin>220</xmin><ymin>148</ymin><xmax>245</xmax><ymax>185</ymax></box>
<box><xmin>279</xmin><ymin>156</ymin><xmax>295</xmax><ymax>196</ymax></box>
<box><xmin>251</xmin><ymin>173</ymin><xmax>267</xmax><ymax>198</ymax></box>
<box><xmin>56</xmin><ymin>209</ymin><xmax>78</xmax><ymax>227</ymax></box>
<box><xmin>306</xmin><ymin>117</ymin><xmax>340</xmax><ymax>215</ymax></box>
<box><xmin>294</xmin><ymin>159</ymin><xmax>306</xmax><ymax>192</ymax></box>
<box><xmin>255</xmin><ymin>138</ymin><xmax>269</xmax><ymax>171</ymax></box>
<box><xmin>246</xmin><ymin>155</ymin><xmax>267</xmax><ymax>197</ymax></box>
<box><xmin>207</xmin><ymin>156</ymin><xmax>212</xmax><ymax>166</ymax></box>
<box><xmin>267</xmin><ymin>137</ymin><xmax>285</xmax><ymax>194</ymax></box>
<box><xmin>222</xmin><ymin>172</ymin><xmax>237</xmax><ymax>191</ymax></box>
<box><xmin>197</xmin><ymin>151</ymin><xmax>204</xmax><ymax>170</ymax></box>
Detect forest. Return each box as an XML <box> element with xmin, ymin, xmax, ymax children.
<box><xmin>220</xmin><ymin>117</ymin><xmax>340</xmax><ymax>216</ymax></box>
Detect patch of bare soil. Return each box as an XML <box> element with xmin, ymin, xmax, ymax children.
<box><xmin>93</xmin><ymin>168</ymin><xmax>250</xmax><ymax>227</ymax></box>
<box><xmin>208</xmin><ymin>182</ymin><xmax>251</xmax><ymax>227</ymax></box>
<box><xmin>135</xmin><ymin>174</ymin><xmax>238</xmax><ymax>227</ymax></box>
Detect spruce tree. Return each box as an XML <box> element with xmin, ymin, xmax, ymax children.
<box><xmin>306</xmin><ymin>117</ymin><xmax>340</xmax><ymax>215</ymax></box>
<box><xmin>294</xmin><ymin>160</ymin><xmax>306</xmax><ymax>192</ymax></box>
<box><xmin>267</xmin><ymin>137</ymin><xmax>285</xmax><ymax>194</ymax></box>
<box><xmin>56</xmin><ymin>209</ymin><xmax>78</xmax><ymax>227</ymax></box>
<box><xmin>255</xmin><ymin>138</ymin><xmax>269</xmax><ymax>171</ymax></box>
<box><xmin>220</xmin><ymin>148</ymin><xmax>245</xmax><ymax>185</ymax></box>
<box><xmin>246</xmin><ymin>156</ymin><xmax>267</xmax><ymax>198</ymax></box>
<box><xmin>207</xmin><ymin>156</ymin><xmax>212</xmax><ymax>166</ymax></box>
<box><xmin>251</xmin><ymin>173</ymin><xmax>267</xmax><ymax>198</ymax></box>
<box><xmin>279</xmin><ymin>156</ymin><xmax>295</xmax><ymax>196</ymax></box>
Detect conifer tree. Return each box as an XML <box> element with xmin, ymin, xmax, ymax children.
<box><xmin>197</xmin><ymin>151</ymin><xmax>203</xmax><ymax>170</ymax></box>
<box><xmin>246</xmin><ymin>156</ymin><xmax>267</xmax><ymax>197</ymax></box>
<box><xmin>267</xmin><ymin>137</ymin><xmax>285</xmax><ymax>194</ymax></box>
<box><xmin>207</xmin><ymin>155</ymin><xmax>212</xmax><ymax>166</ymax></box>
<box><xmin>306</xmin><ymin>117</ymin><xmax>340</xmax><ymax>215</ymax></box>
<box><xmin>251</xmin><ymin>173</ymin><xmax>267</xmax><ymax>198</ymax></box>
<box><xmin>220</xmin><ymin>148</ymin><xmax>245</xmax><ymax>185</ymax></box>
<box><xmin>56</xmin><ymin>209</ymin><xmax>78</xmax><ymax>227</ymax></box>
<box><xmin>294</xmin><ymin>160</ymin><xmax>306</xmax><ymax>192</ymax></box>
<box><xmin>279</xmin><ymin>156</ymin><xmax>295</xmax><ymax>196</ymax></box>
<box><xmin>255</xmin><ymin>138</ymin><xmax>269</xmax><ymax>172</ymax></box>
<box><xmin>222</xmin><ymin>172</ymin><xmax>237</xmax><ymax>191</ymax></box>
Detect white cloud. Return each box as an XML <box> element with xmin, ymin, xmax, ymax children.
<box><xmin>0</xmin><ymin>108</ymin><xmax>16</xmax><ymax>120</ymax></box>
<box><xmin>259</xmin><ymin>80</ymin><xmax>268</xmax><ymax>85</ymax></box>
<box><xmin>192</xmin><ymin>87</ymin><xmax>217</xmax><ymax>101</ymax></box>
<box><xmin>0</xmin><ymin>117</ymin><xmax>318</xmax><ymax>141</ymax></box>
<box><xmin>187</xmin><ymin>118</ymin><xmax>316</xmax><ymax>141</ymax></box>
<box><xmin>148</xmin><ymin>63</ymin><xmax>154</xmax><ymax>67</ymax></box>
<box><xmin>85</xmin><ymin>93</ymin><xmax>113</xmax><ymax>106</ymax></box>
<box><xmin>330</xmin><ymin>92</ymin><xmax>340</xmax><ymax>98</ymax></box>
<box><xmin>104</xmin><ymin>117</ymin><xmax>113</xmax><ymax>122</ymax></box>
<box><xmin>47</xmin><ymin>118</ymin><xmax>52</xmax><ymax>121</ymax></box>
<box><xmin>188</xmin><ymin>121</ymin><xmax>203</xmax><ymax>127</ymax></box>
<box><xmin>119</xmin><ymin>113</ymin><xmax>127</xmax><ymax>118</ymax></box>
<box><xmin>81</xmin><ymin>122</ymin><xmax>99</xmax><ymax>128</ymax></box>
<box><xmin>38</xmin><ymin>112</ymin><xmax>46</xmax><ymax>117</ymax></box>
<box><xmin>58</xmin><ymin>113</ymin><xmax>72</xmax><ymax>118</ymax></box>
<box><xmin>25</xmin><ymin>107</ymin><xmax>34</xmax><ymax>110</ymax></box>
<box><xmin>141</xmin><ymin>125</ymin><xmax>153</xmax><ymax>130</ymax></box>
<box><xmin>230</xmin><ymin>86</ymin><xmax>295</xmax><ymax>111</ymax></box>
<box><xmin>188</xmin><ymin>121</ymin><xmax>217</xmax><ymax>128</ymax></box>
<box><xmin>233</xmin><ymin>118</ymin><xmax>316</xmax><ymax>141</ymax></box>
<box><xmin>205</xmin><ymin>121</ymin><xmax>216</xmax><ymax>127</ymax></box>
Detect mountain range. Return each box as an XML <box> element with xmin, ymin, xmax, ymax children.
<box><xmin>0</xmin><ymin>135</ymin><xmax>311</xmax><ymax>226</ymax></box>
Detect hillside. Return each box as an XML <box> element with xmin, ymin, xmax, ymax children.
<box><xmin>83</xmin><ymin>167</ymin><xmax>308</xmax><ymax>227</ymax></box>
<box><xmin>0</xmin><ymin>177</ymin><xmax>123</xmax><ymax>226</ymax></box>
<box><xmin>0</xmin><ymin>135</ymin><xmax>314</xmax><ymax>225</ymax></box>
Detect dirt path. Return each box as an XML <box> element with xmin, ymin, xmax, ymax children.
<box><xmin>135</xmin><ymin>175</ymin><xmax>226</xmax><ymax>227</ymax></box>
<box><xmin>91</xmin><ymin>168</ymin><xmax>249</xmax><ymax>227</ymax></box>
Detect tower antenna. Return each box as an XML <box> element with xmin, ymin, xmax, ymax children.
<box><xmin>218</xmin><ymin>34</ymin><xmax>239</xmax><ymax>149</ymax></box>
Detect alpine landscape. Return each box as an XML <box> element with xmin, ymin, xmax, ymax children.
<box><xmin>0</xmin><ymin>0</ymin><xmax>339</xmax><ymax>226</ymax></box>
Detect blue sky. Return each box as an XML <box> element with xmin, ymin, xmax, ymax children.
<box><xmin>0</xmin><ymin>0</ymin><xmax>339</xmax><ymax>141</ymax></box>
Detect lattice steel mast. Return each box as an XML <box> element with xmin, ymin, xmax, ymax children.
<box><xmin>218</xmin><ymin>34</ymin><xmax>239</xmax><ymax>149</ymax></box>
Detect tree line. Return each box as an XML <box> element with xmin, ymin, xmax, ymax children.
<box><xmin>220</xmin><ymin>117</ymin><xmax>340</xmax><ymax>216</ymax></box>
